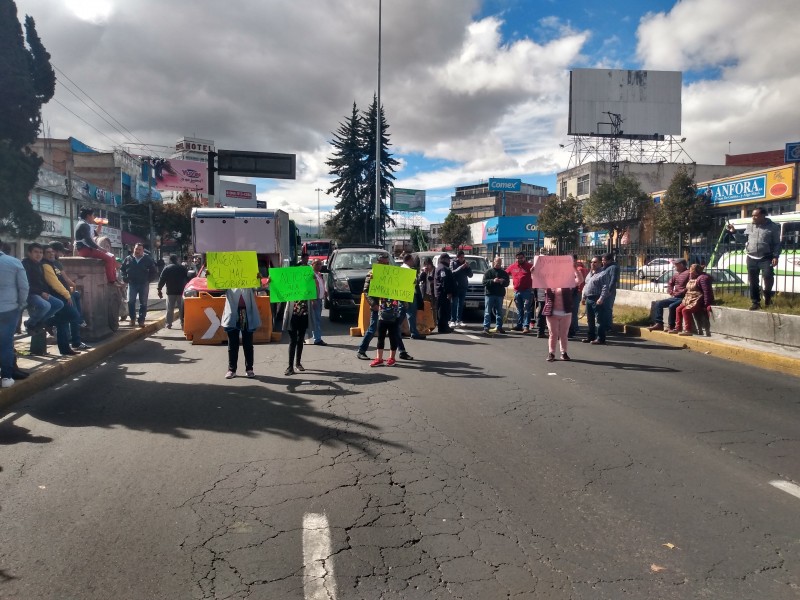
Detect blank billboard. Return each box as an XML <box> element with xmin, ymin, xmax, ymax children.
<box><xmin>568</xmin><ymin>69</ymin><xmax>681</xmax><ymax>138</ymax></box>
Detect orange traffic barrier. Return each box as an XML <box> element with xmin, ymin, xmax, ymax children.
<box><xmin>416</xmin><ymin>299</ymin><xmax>435</xmax><ymax>335</ymax></box>
<box><xmin>183</xmin><ymin>293</ymin><xmax>273</xmax><ymax>345</ymax></box>
<box><xmin>349</xmin><ymin>293</ymin><xmax>371</xmax><ymax>337</ymax></box>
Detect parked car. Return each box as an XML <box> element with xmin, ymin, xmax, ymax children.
<box><xmin>323</xmin><ymin>246</ymin><xmax>389</xmax><ymax>321</ymax></box>
<box><xmin>411</xmin><ymin>251</ymin><xmax>490</xmax><ymax>313</ymax></box>
<box><xmin>638</xmin><ymin>257</ymin><xmax>682</xmax><ymax>279</ymax></box>
<box><xmin>633</xmin><ymin>268</ymin><xmax>746</xmax><ymax>293</ymax></box>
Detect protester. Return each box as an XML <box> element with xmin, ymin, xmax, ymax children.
<box><xmin>581</xmin><ymin>255</ymin><xmax>612</xmax><ymax>345</ymax></box>
<box><xmin>482</xmin><ymin>256</ymin><xmax>510</xmax><ymax>334</ymax></box>
<box><xmin>307</xmin><ymin>259</ymin><xmax>328</xmax><ymax>346</ymax></box>
<box><xmin>356</xmin><ymin>254</ymin><xmax>413</xmax><ymax>360</ymax></box>
<box><xmin>532</xmin><ymin>287</ymin><xmax>547</xmax><ymax>338</ymax></box>
<box><xmin>120</xmin><ymin>243</ymin><xmax>158</xmax><ymax>327</ymax></box>
<box><xmin>418</xmin><ymin>257</ymin><xmax>436</xmax><ymax>328</ymax></box>
<box><xmin>74</xmin><ymin>208</ymin><xmax>120</xmax><ymax>285</ymax></box>
<box><xmin>22</xmin><ymin>243</ymin><xmax>65</xmax><ymax>334</ymax></box>
<box><xmin>647</xmin><ymin>259</ymin><xmax>690</xmax><ymax>332</ymax></box>
<box><xmin>299</xmin><ymin>252</ymin><xmax>310</xmax><ymax>266</ymax></box>
<box><xmin>450</xmin><ymin>250</ymin><xmax>473</xmax><ymax>328</ymax></box>
<box><xmin>569</xmin><ymin>255</ymin><xmax>589</xmax><ymax>338</ymax></box>
<box><xmin>542</xmin><ymin>267</ymin><xmax>583</xmax><ymax>362</ymax></box>
<box><xmin>672</xmin><ymin>264</ymin><xmax>715</xmax><ymax>336</ymax></box>
<box><xmin>283</xmin><ymin>299</ymin><xmax>309</xmax><ymax>375</ymax></box>
<box><xmin>434</xmin><ymin>253</ymin><xmax>455</xmax><ymax>333</ymax></box>
<box><xmin>221</xmin><ymin>284</ymin><xmax>262</xmax><ymax>379</ymax></box>
<box><xmin>401</xmin><ymin>253</ymin><xmax>424</xmax><ymax>339</ymax></box>
<box><xmin>49</xmin><ymin>242</ymin><xmax>86</xmax><ymax>328</ymax></box>
<box><xmin>0</xmin><ymin>240</ymin><xmax>29</xmax><ymax>388</ymax></box>
<box><xmin>506</xmin><ymin>251</ymin><xmax>534</xmax><ymax>332</ymax></box>
<box><xmin>157</xmin><ymin>254</ymin><xmax>189</xmax><ymax>330</ymax></box>
<box><xmin>42</xmin><ymin>247</ymin><xmax>89</xmax><ymax>355</ymax></box>
<box><xmin>601</xmin><ymin>253</ymin><xmax>620</xmax><ymax>334</ymax></box>
<box><xmin>727</xmin><ymin>208</ymin><xmax>782</xmax><ymax>310</ymax></box>
<box><xmin>369</xmin><ymin>296</ymin><xmax>402</xmax><ymax>367</ymax></box>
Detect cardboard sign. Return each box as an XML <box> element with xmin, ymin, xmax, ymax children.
<box><xmin>369</xmin><ymin>264</ymin><xmax>417</xmax><ymax>302</ymax></box>
<box><xmin>267</xmin><ymin>266</ymin><xmax>316</xmax><ymax>302</ymax></box>
<box><xmin>531</xmin><ymin>255</ymin><xmax>579</xmax><ymax>289</ymax></box>
<box><xmin>206</xmin><ymin>251</ymin><xmax>260</xmax><ymax>289</ymax></box>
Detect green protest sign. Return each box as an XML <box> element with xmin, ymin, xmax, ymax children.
<box><xmin>206</xmin><ymin>251</ymin><xmax>260</xmax><ymax>289</ymax></box>
<box><xmin>267</xmin><ymin>266</ymin><xmax>317</xmax><ymax>302</ymax></box>
<box><xmin>368</xmin><ymin>263</ymin><xmax>416</xmax><ymax>302</ymax></box>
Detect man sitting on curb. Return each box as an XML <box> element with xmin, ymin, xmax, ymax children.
<box><xmin>647</xmin><ymin>258</ymin><xmax>690</xmax><ymax>332</ymax></box>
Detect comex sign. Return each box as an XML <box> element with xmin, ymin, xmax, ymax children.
<box><xmin>488</xmin><ymin>178</ymin><xmax>521</xmax><ymax>192</ymax></box>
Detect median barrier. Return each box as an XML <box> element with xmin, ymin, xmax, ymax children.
<box><xmin>183</xmin><ymin>293</ymin><xmax>273</xmax><ymax>344</ymax></box>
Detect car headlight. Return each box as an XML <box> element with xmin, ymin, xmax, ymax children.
<box><xmin>333</xmin><ymin>278</ymin><xmax>350</xmax><ymax>292</ymax></box>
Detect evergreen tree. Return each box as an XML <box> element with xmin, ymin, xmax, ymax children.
<box><xmin>0</xmin><ymin>0</ymin><xmax>55</xmax><ymax>238</ymax></box>
<box><xmin>362</xmin><ymin>95</ymin><xmax>399</xmax><ymax>244</ymax></box>
<box><xmin>537</xmin><ymin>194</ymin><xmax>582</xmax><ymax>250</ymax></box>
<box><xmin>583</xmin><ymin>174</ymin><xmax>651</xmax><ymax>248</ymax></box>
<box><xmin>325</xmin><ymin>102</ymin><xmax>368</xmax><ymax>244</ymax></box>
<box><xmin>440</xmin><ymin>213</ymin><xmax>470</xmax><ymax>250</ymax></box>
<box><xmin>654</xmin><ymin>168</ymin><xmax>713</xmax><ymax>247</ymax></box>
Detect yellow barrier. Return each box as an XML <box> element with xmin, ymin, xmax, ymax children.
<box><xmin>416</xmin><ymin>300</ymin><xmax>435</xmax><ymax>335</ymax></box>
<box><xmin>183</xmin><ymin>293</ymin><xmax>273</xmax><ymax>344</ymax></box>
<box><xmin>349</xmin><ymin>294</ymin><xmax>435</xmax><ymax>337</ymax></box>
<box><xmin>349</xmin><ymin>293</ymin><xmax>371</xmax><ymax>337</ymax></box>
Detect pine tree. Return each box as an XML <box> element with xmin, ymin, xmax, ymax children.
<box><xmin>362</xmin><ymin>95</ymin><xmax>399</xmax><ymax>244</ymax></box>
<box><xmin>0</xmin><ymin>0</ymin><xmax>55</xmax><ymax>238</ymax></box>
<box><xmin>325</xmin><ymin>102</ymin><xmax>368</xmax><ymax>244</ymax></box>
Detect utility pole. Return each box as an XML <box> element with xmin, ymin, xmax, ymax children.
<box><xmin>374</xmin><ymin>0</ymin><xmax>382</xmax><ymax>247</ymax></box>
<box><xmin>315</xmin><ymin>187</ymin><xmax>323</xmax><ymax>235</ymax></box>
<box><xmin>66</xmin><ymin>170</ymin><xmax>73</xmax><ymax>250</ymax></box>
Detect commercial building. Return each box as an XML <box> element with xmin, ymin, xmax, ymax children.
<box><xmin>450</xmin><ymin>181</ymin><xmax>549</xmax><ymax>222</ymax></box>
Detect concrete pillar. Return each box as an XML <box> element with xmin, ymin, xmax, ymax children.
<box><xmin>60</xmin><ymin>257</ymin><xmax>121</xmax><ymax>341</ymax></box>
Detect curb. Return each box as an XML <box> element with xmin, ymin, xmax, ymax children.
<box><xmin>621</xmin><ymin>324</ymin><xmax>800</xmax><ymax>378</ymax></box>
<box><xmin>0</xmin><ymin>316</ymin><xmax>166</xmax><ymax>412</ymax></box>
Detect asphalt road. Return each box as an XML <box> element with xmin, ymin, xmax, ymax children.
<box><xmin>1</xmin><ymin>312</ymin><xmax>799</xmax><ymax>599</ymax></box>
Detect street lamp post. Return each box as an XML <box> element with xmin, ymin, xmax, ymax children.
<box><xmin>314</xmin><ymin>187</ymin><xmax>323</xmax><ymax>235</ymax></box>
<box><xmin>375</xmin><ymin>0</ymin><xmax>382</xmax><ymax>247</ymax></box>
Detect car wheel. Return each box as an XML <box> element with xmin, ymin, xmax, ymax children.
<box><xmin>638</xmin><ymin>269</ymin><xmax>646</xmax><ymax>279</ymax></box>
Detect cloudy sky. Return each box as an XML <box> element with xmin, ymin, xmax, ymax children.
<box><xmin>13</xmin><ymin>0</ymin><xmax>800</xmax><ymax>228</ymax></box>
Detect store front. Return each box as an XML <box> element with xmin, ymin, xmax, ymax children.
<box><xmin>478</xmin><ymin>216</ymin><xmax>544</xmax><ymax>259</ymax></box>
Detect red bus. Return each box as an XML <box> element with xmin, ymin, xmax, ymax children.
<box><xmin>301</xmin><ymin>239</ymin><xmax>334</xmax><ymax>264</ymax></box>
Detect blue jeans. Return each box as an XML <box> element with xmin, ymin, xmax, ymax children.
<box><xmin>0</xmin><ymin>309</ymin><xmax>20</xmax><ymax>379</ymax></box>
<box><xmin>128</xmin><ymin>282</ymin><xmax>150</xmax><ymax>323</ymax></box>
<box><xmin>406</xmin><ymin>301</ymin><xmax>421</xmax><ymax>337</ymax></box>
<box><xmin>514</xmin><ymin>288</ymin><xmax>533</xmax><ymax>328</ymax></box>
<box><xmin>309</xmin><ymin>298</ymin><xmax>324</xmax><ymax>342</ymax></box>
<box><xmin>26</xmin><ymin>294</ymin><xmax>64</xmax><ymax>328</ymax></box>
<box><xmin>359</xmin><ymin>309</ymin><xmax>406</xmax><ymax>354</ymax></box>
<box><xmin>652</xmin><ymin>296</ymin><xmax>683</xmax><ymax>328</ymax></box>
<box><xmin>452</xmin><ymin>288</ymin><xmax>468</xmax><ymax>323</ymax></box>
<box><xmin>49</xmin><ymin>301</ymin><xmax>80</xmax><ymax>353</ymax></box>
<box><xmin>483</xmin><ymin>295</ymin><xmax>504</xmax><ymax>329</ymax></box>
<box><xmin>585</xmin><ymin>298</ymin><xmax>610</xmax><ymax>342</ymax></box>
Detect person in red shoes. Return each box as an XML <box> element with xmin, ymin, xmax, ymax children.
<box><xmin>369</xmin><ymin>296</ymin><xmax>402</xmax><ymax>367</ymax></box>
<box><xmin>74</xmin><ymin>208</ymin><xmax>120</xmax><ymax>285</ymax></box>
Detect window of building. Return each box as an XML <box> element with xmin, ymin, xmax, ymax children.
<box><xmin>559</xmin><ymin>180</ymin><xmax>567</xmax><ymax>200</ymax></box>
<box><xmin>577</xmin><ymin>174</ymin><xmax>590</xmax><ymax>196</ymax></box>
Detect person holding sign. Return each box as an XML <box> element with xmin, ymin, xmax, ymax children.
<box><xmin>221</xmin><ymin>282</ymin><xmax>263</xmax><ymax>379</ymax></box>
<box><xmin>541</xmin><ymin>268</ymin><xmax>584</xmax><ymax>362</ymax></box>
<box><xmin>368</xmin><ymin>296</ymin><xmax>402</xmax><ymax>367</ymax></box>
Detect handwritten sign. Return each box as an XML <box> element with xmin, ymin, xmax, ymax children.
<box><xmin>267</xmin><ymin>266</ymin><xmax>316</xmax><ymax>302</ymax></box>
<box><xmin>369</xmin><ymin>264</ymin><xmax>417</xmax><ymax>302</ymax></box>
<box><xmin>206</xmin><ymin>251</ymin><xmax>260</xmax><ymax>289</ymax></box>
<box><xmin>531</xmin><ymin>255</ymin><xmax>578</xmax><ymax>289</ymax></box>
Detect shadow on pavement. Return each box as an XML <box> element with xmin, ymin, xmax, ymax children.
<box><xmin>567</xmin><ymin>359</ymin><xmax>681</xmax><ymax>373</ymax></box>
<box><xmin>0</xmin><ymin>413</ymin><xmax>53</xmax><ymax>446</ymax></box>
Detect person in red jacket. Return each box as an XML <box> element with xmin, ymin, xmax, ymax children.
<box><xmin>506</xmin><ymin>251</ymin><xmax>534</xmax><ymax>332</ymax></box>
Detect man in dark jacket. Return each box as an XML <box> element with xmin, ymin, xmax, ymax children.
<box><xmin>434</xmin><ymin>253</ymin><xmax>455</xmax><ymax>333</ymax></box>
<box><xmin>157</xmin><ymin>254</ymin><xmax>189</xmax><ymax>329</ymax></box>
<box><xmin>482</xmin><ymin>256</ymin><xmax>510</xmax><ymax>333</ymax></box>
<box><xmin>22</xmin><ymin>243</ymin><xmax>65</xmax><ymax>333</ymax></box>
<box><xmin>450</xmin><ymin>250</ymin><xmax>473</xmax><ymax>327</ymax></box>
<box><xmin>121</xmin><ymin>243</ymin><xmax>158</xmax><ymax>327</ymax></box>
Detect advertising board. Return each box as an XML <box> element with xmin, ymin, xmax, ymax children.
<box><xmin>152</xmin><ymin>158</ymin><xmax>208</xmax><ymax>193</ymax></box>
<box><xmin>217</xmin><ymin>180</ymin><xmax>258</xmax><ymax>208</ymax></box>
<box><xmin>568</xmin><ymin>69</ymin><xmax>682</xmax><ymax>138</ymax></box>
<box><xmin>391</xmin><ymin>188</ymin><xmax>426</xmax><ymax>212</ymax></box>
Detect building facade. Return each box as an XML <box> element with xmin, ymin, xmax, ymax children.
<box><xmin>450</xmin><ymin>181</ymin><xmax>549</xmax><ymax>222</ymax></box>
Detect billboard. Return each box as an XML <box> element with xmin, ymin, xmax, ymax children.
<box><xmin>488</xmin><ymin>178</ymin><xmax>521</xmax><ymax>192</ymax></box>
<box><xmin>217</xmin><ymin>180</ymin><xmax>258</xmax><ymax>208</ymax></box>
<box><xmin>568</xmin><ymin>69</ymin><xmax>682</xmax><ymax>138</ymax></box>
<box><xmin>391</xmin><ymin>188</ymin><xmax>426</xmax><ymax>212</ymax></box>
<box><xmin>152</xmin><ymin>158</ymin><xmax>208</xmax><ymax>193</ymax></box>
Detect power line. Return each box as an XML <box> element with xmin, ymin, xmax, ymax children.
<box><xmin>50</xmin><ymin>98</ymin><xmax>127</xmax><ymax>149</ymax></box>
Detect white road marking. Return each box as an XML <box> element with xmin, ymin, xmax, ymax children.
<box><xmin>770</xmin><ymin>480</ymin><xmax>800</xmax><ymax>501</ymax></box>
<box><xmin>303</xmin><ymin>512</ymin><xmax>337</xmax><ymax>600</ymax></box>
<box><xmin>466</xmin><ymin>334</ymin><xmax>481</xmax><ymax>340</ymax></box>
<box><xmin>201</xmin><ymin>307</ymin><xmax>220</xmax><ymax>339</ymax></box>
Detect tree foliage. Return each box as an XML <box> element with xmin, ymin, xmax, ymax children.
<box><xmin>0</xmin><ymin>0</ymin><xmax>55</xmax><ymax>238</ymax></box>
<box><xmin>440</xmin><ymin>213</ymin><xmax>470</xmax><ymax>250</ymax></box>
<box><xmin>155</xmin><ymin>190</ymin><xmax>201</xmax><ymax>256</ymax></box>
<box><xmin>325</xmin><ymin>97</ymin><xmax>398</xmax><ymax>245</ymax></box>
<box><xmin>654</xmin><ymin>168</ymin><xmax>713</xmax><ymax>245</ymax></box>
<box><xmin>583</xmin><ymin>174</ymin><xmax>651</xmax><ymax>246</ymax></box>
<box><xmin>537</xmin><ymin>194</ymin><xmax>582</xmax><ymax>247</ymax></box>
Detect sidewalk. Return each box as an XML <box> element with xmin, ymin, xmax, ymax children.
<box><xmin>1</xmin><ymin>286</ymin><xmax>171</xmax><ymax>411</ymax></box>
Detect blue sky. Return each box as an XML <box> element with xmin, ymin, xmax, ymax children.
<box><xmin>18</xmin><ymin>0</ymin><xmax>799</xmax><ymax>228</ymax></box>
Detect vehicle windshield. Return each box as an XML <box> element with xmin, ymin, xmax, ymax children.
<box><xmin>331</xmin><ymin>252</ymin><xmax>387</xmax><ymax>270</ymax></box>
<box><xmin>466</xmin><ymin>257</ymin><xmax>489</xmax><ymax>273</ymax></box>
<box><xmin>305</xmin><ymin>242</ymin><xmax>330</xmax><ymax>255</ymax></box>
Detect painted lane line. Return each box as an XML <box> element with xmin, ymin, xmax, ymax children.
<box><xmin>303</xmin><ymin>512</ymin><xmax>337</xmax><ymax>600</ymax></box>
<box><xmin>466</xmin><ymin>334</ymin><xmax>481</xmax><ymax>340</ymax></box>
<box><xmin>770</xmin><ymin>480</ymin><xmax>800</xmax><ymax>501</ymax></box>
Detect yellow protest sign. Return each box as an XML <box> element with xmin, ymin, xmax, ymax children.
<box><xmin>268</xmin><ymin>266</ymin><xmax>316</xmax><ymax>302</ymax></box>
<box><xmin>206</xmin><ymin>251</ymin><xmax>260</xmax><ymax>289</ymax></box>
<box><xmin>369</xmin><ymin>263</ymin><xmax>416</xmax><ymax>302</ymax></box>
